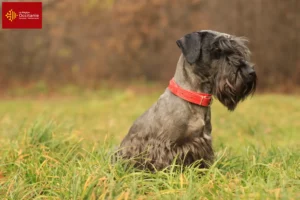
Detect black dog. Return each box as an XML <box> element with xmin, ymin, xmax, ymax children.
<box><xmin>118</xmin><ymin>30</ymin><xmax>257</xmax><ymax>170</ymax></box>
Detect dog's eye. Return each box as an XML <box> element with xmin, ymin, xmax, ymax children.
<box><xmin>211</xmin><ymin>48</ymin><xmax>222</xmax><ymax>59</ymax></box>
<box><xmin>214</xmin><ymin>48</ymin><xmax>221</xmax><ymax>53</ymax></box>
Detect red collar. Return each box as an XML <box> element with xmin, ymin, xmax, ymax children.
<box><xmin>168</xmin><ymin>78</ymin><xmax>212</xmax><ymax>106</ymax></box>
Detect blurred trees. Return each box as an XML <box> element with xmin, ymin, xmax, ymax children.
<box><xmin>0</xmin><ymin>0</ymin><xmax>299</xmax><ymax>91</ymax></box>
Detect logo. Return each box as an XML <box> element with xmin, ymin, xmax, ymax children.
<box><xmin>5</xmin><ymin>9</ymin><xmax>18</xmax><ymax>22</ymax></box>
<box><xmin>2</xmin><ymin>2</ymin><xmax>42</xmax><ymax>29</ymax></box>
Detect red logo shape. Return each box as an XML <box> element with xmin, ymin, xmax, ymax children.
<box><xmin>2</xmin><ymin>2</ymin><xmax>42</xmax><ymax>29</ymax></box>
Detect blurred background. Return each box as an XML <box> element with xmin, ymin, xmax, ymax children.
<box><xmin>0</xmin><ymin>0</ymin><xmax>299</xmax><ymax>93</ymax></box>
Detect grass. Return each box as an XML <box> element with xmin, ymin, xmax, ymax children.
<box><xmin>0</xmin><ymin>88</ymin><xmax>299</xmax><ymax>199</ymax></box>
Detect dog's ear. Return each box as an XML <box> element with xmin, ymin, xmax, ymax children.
<box><xmin>176</xmin><ymin>32</ymin><xmax>201</xmax><ymax>64</ymax></box>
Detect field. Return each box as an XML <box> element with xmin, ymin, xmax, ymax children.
<box><xmin>0</xmin><ymin>88</ymin><xmax>299</xmax><ymax>199</ymax></box>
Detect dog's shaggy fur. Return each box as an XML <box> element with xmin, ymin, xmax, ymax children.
<box><xmin>118</xmin><ymin>30</ymin><xmax>257</xmax><ymax>170</ymax></box>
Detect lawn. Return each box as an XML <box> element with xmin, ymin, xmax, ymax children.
<box><xmin>0</xmin><ymin>88</ymin><xmax>299</xmax><ymax>199</ymax></box>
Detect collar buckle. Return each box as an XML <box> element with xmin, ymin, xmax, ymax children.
<box><xmin>199</xmin><ymin>96</ymin><xmax>213</xmax><ymax>106</ymax></box>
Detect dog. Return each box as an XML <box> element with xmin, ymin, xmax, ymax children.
<box><xmin>118</xmin><ymin>30</ymin><xmax>257</xmax><ymax>170</ymax></box>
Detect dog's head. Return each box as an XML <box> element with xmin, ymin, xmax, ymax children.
<box><xmin>176</xmin><ymin>30</ymin><xmax>257</xmax><ymax>110</ymax></box>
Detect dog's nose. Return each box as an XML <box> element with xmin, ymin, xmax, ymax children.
<box><xmin>248</xmin><ymin>69</ymin><xmax>255</xmax><ymax>76</ymax></box>
<box><xmin>247</xmin><ymin>67</ymin><xmax>255</xmax><ymax>75</ymax></box>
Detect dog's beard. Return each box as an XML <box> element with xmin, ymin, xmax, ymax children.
<box><xmin>214</xmin><ymin>58</ymin><xmax>257</xmax><ymax>111</ymax></box>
